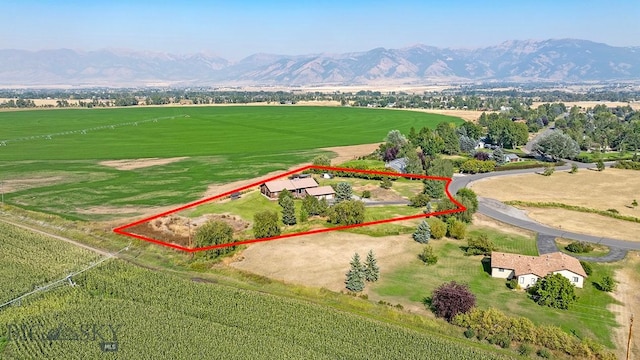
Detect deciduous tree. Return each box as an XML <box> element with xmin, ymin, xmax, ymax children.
<box><xmin>253</xmin><ymin>210</ymin><xmax>281</xmax><ymax>239</ymax></box>
<box><xmin>529</xmin><ymin>273</ymin><xmax>577</xmax><ymax>309</ymax></box>
<box><xmin>430</xmin><ymin>281</ymin><xmax>476</xmax><ymax>321</ymax></box>
<box><xmin>194</xmin><ymin>220</ymin><xmax>235</xmax><ymax>258</ymax></box>
<box><xmin>532</xmin><ymin>131</ymin><xmax>580</xmax><ymax>161</ymax></box>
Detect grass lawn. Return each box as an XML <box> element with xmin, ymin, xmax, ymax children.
<box><xmin>0</xmin><ymin>106</ymin><xmax>461</xmax><ymax>219</ymax></box>
<box><xmin>372</xmin><ymin>229</ymin><xmax>619</xmax><ymax>348</ymax></box>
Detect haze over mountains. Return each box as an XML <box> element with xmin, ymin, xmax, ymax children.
<box><xmin>1</xmin><ymin>39</ymin><xmax>639</xmax><ymax>87</ymax></box>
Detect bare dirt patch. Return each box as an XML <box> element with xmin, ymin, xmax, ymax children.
<box><xmin>127</xmin><ymin>214</ymin><xmax>249</xmax><ymax>247</ymax></box>
<box><xmin>0</xmin><ymin>176</ymin><xmax>64</xmax><ymax>193</ymax></box>
<box><xmin>609</xmin><ymin>253</ymin><xmax>640</xmax><ymax>359</ymax></box>
<box><xmin>99</xmin><ymin>157</ymin><xmax>189</xmax><ymax>170</ymax></box>
<box><xmin>230</xmin><ymin>232</ymin><xmax>422</xmax><ymax>292</ymax></box>
<box><xmin>321</xmin><ymin>143</ymin><xmax>381</xmax><ymax>164</ymax></box>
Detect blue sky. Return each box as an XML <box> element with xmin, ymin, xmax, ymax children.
<box><xmin>2</xmin><ymin>0</ymin><xmax>639</xmax><ymax>59</ymax></box>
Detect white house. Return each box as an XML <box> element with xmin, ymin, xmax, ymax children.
<box><xmin>490</xmin><ymin>251</ymin><xmax>587</xmax><ymax>289</ymax></box>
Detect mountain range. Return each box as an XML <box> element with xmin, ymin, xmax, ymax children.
<box><xmin>1</xmin><ymin>39</ymin><xmax>639</xmax><ymax>87</ymax></box>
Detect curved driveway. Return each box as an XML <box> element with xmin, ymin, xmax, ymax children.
<box><xmin>450</xmin><ymin>161</ymin><xmax>640</xmax><ymax>251</ymax></box>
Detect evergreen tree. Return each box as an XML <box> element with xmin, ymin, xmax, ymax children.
<box><xmin>412</xmin><ymin>220</ymin><xmax>431</xmax><ymax>244</ymax></box>
<box><xmin>364</xmin><ymin>250</ymin><xmax>380</xmax><ymax>282</ymax></box>
<box><xmin>335</xmin><ymin>182</ymin><xmax>353</xmax><ymax>202</ymax></box>
<box><xmin>345</xmin><ymin>253</ymin><xmax>366</xmax><ymax>292</ymax></box>
<box><xmin>492</xmin><ymin>147</ymin><xmax>506</xmax><ymax>165</ymax></box>
<box><xmin>281</xmin><ymin>196</ymin><xmax>297</xmax><ymax>225</ymax></box>
<box><xmin>299</xmin><ymin>207</ymin><xmax>309</xmax><ymax>223</ymax></box>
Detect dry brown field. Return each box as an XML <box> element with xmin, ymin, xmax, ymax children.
<box><xmin>470</xmin><ymin>169</ymin><xmax>640</xmax><ymax>240</ymax></box>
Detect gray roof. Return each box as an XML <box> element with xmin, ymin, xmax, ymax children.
<box><xmin>385</xmin><ymin>157</ymin><xmax>407</xmax><ymax>173</ymax></box>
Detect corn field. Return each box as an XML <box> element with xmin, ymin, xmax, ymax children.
<box><xmin>0</xmin><ymin>223</ymin><xmax>515</xmax><ymax>359</ymax></box>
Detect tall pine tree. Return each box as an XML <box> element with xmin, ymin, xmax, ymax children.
<box><xmin>281</xmin><ymin>196</ymin><xmax>297</xmax><ymax>226</ymax></box>
<box><xmin>345</xmin><ymin>252</ymin><xmax>365</xmax><ymax>292</ymax></box>
<box><xmin>364</xmin><ymin>250</ymin><xmax>380</xmax><ymax>282</ymax></box>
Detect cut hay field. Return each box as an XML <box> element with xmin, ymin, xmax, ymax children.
<box><xmin>0</xmin><ymin>106</ymin><xmax>462</xmax><ymax>220</ymax></box>
<box><xmin>469</xmin><ymin>169</ymin><xmax>640</xmax><ymax>240</ymax></box>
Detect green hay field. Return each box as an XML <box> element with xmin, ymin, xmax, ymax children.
<box><xmin>0</xmin><ymin>106</ymin><xmax>461</xmax><ymax>219</ymax></box>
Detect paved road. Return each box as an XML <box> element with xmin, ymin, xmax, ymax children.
<box><xmin>450</xmin><ymin>161</ymin><xmax>640</xmax><ymax>252</ymax></box>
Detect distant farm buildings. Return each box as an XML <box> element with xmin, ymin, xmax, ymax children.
<box><xmin>260</xmin><ymin>177</ymin><xmax>335</xmax><ymax>200</ymax></box>
<box><xmin>490</xmin><ymin>251</ymin><xmax>587</xmax><ymax>289</ymax></box>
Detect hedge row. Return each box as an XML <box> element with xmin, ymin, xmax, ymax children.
<box><xmin>453</xmin><ymin>307</ymin><xmax>615</xmax><ymax>359</ymax></box>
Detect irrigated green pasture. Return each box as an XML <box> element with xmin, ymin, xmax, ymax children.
<box><xmin>0</xmin><ymin>107</ymin><xmax>461</xmax><ymax>219</ymax></box>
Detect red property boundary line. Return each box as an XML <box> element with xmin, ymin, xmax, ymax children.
<box><xmin>113</xmin><ymin>165</ymin><xmax>466</xmax><ymax>253</ymax></box>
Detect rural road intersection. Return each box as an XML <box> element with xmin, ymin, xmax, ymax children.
<box><xmin>450</xmin><ymin>161</ymin><xmax>640</xmax><ymax>260</ymax></box>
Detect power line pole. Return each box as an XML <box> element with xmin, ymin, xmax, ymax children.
<box><xmin>627</xmin><ymin>314</ymin><xmax>634</xmax><ymax>360</ymax></box>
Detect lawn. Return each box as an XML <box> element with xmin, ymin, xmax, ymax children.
<box><xmin>372</xmin><ymin>230</ymin><xmax>619</xmax><ymax>348</ymax></box>
<box><xmin>0</xmin><ymin>106</ymin><xmax>461</xmax><ymax>219</ymax></box>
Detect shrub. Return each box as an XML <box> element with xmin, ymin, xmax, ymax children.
<box><xmin>537</xmin><ymin>348</ymin><xmax>551</xmax><ymax>358</ymax></box>
<box><xmin>518</xmin><ymin>343</ymin><xmax>533</xmax><ymax>356</ymax></box>
<box><xmin>507</xmin><ymin>279</ymin><xmax>519</xmax><ymax>290</ymax></box>
<box><xmin>606</xmin><ymin>208</ymin><xmax>619</xmax><ymax>214</ymax></box>
<box><xmin>430</xmin><ymin>281</ymin><xmax>476</xmax><ymax>322</ymax></box>
<box><xmin>580</xmin><ymin>261</ymin><xmax>593</xmax><ymax>276</ymax></box>
<box><xmin>465</xmin><ymin>234</ymin><xmax>496</xmax><ymax>255</ymax></box>
<box><xmin>633</xmin><ymin>199</ymin><xmax>638</xmax><ymax>207</ymax></box>
<box><xmin>569</xmin><ymin>163</ymin><xmax>578</xmax><ymax>173</ymax></box>
<box><xmin>464</xmin><ymin>328</ymin><xmax>475</xmax><ymax>339</ymax></box>
<box><xmin>596</xmin><ymin>276</ymin><xmax>616</xmax><ymax>292</ymax></box>
<box><xmin>419</xmin><ymin>245</ymin><xmax>438</xmax><ymax>265</ymax></box>
<box><xmin>361</xmin><ymin>190</ymin><xmax>371</xmax><ymax>199</ymax></box>
<box><xmin>447</xmin><ymin>219</ymin><xmax>467</xmax><ymax>240</ymax></box>
<box><xmin>565</xmin><ymin>241</ymin><xmax>594</xmax><ymax>253</ymax></box>
<box><xmin>409</xmin><ymin>193</ymin><xmax>430</xmax><ymax>207</ymax></box>
<box><xmin>542</xmin><ymin>165</ymin><xmax>555</xmax><ymax>176</ymax></box>
<box><xmin>277</xmin><ymin>190</ymin><xmax>294</xmax><ymax>207</ymax></box>
<box><xmin>380</xmin><ymin>177</ymin><xmax>392</xmax><ymax>189</ymax></box>
<box><xmin>427</xmin><ymin>218</ymin><xmax>447</xmax><ymax>239</ymax></box>
<box><xmin>596</xmin><ymin>159</ymin><xmax>605</xmax><ymax>171</ymax></box>
<box><xmin>327</xmin><ymin>200</ymin><xmax>365</xmax><ymax>225</ymax></box>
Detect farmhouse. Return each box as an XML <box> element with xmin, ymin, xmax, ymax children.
<box><xmin>490</xmin><ymin>251</ymin><xmax>587</xmax><ymax>288</ymax></box>
<box><xmin>261</xmin><ymin>177</ymin><xmax>319</xmax><ymax>199</ymax></box>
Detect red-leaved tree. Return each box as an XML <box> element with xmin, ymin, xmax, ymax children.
<box><xmin>430</xmin><ymin>281</ymin><xmax>476</xmax><ymax>322</ymax></box>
